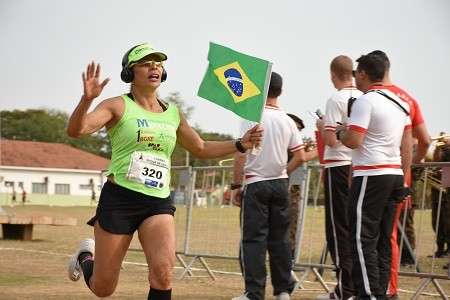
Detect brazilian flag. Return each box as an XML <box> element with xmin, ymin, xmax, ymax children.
<box><xmin>197</xmin><ymin>42</ymin><xmax>272</xmax><ymax>122</ymax></box>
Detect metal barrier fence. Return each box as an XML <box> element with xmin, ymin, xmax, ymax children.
<box><xmin>173</xmin><ymin>163</ymin><xmax>449</xmax><ymax>299</ymax></box>
<box><xmin>293</xmin><ymin>163</ymin><xmax>450</xmax><ymax>299</ymax></box>
<box><xmin>1</xmin><ymin>159</ymin><xmax>447</xmax><ymax>296</ymax></box>
<box><xmin>171</xmin><ymin>165</ymin><xmax>241</xmax><ymax>279</ymax></box>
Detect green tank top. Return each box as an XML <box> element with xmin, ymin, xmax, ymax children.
<box><xmin>107</xmin><ymin>94</ymin><xmax>180</xmax><ymax>198</ymax></box>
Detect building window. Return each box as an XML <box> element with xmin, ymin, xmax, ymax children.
<box><xmin>32</xmin><ymin>182</ymin><xmax>48</xmax><ymax>194</ymax></box>
<box><xmin>55</xmin><ymin>184</ymin><xmax>70</xmax><ymax>195</ymax></box>
<box><xmin>4</xmin><ymin>181</ymin><xmax>14</xmax><ymax>188</ymax></box>
<box><xmin>79</xmin><ymin>184</ymin><xmax>93</xmax><ymax>190</ymax></box>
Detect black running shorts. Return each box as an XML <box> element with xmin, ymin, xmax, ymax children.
<box><xmin>87</xmin><ymin>181</ymin><xmax>176</xmax><ymax>234</ymax></box>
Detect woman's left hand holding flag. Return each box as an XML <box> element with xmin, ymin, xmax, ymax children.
<box><xmin>241</xmin><ymin>124</ymin><xmax>263</xmax><ymax>150</ymax></box>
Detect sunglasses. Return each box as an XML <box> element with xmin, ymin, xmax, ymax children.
<box><xmin>352</xmin><ymin>70</ymin><xmax>357</xmax><ymax>77</ymax></box>
<box><xmin>130</xmin><ymin>60</ymin><xmax>164</xmax><ymax>68</ymax></box>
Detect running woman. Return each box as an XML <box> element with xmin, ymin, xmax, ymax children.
<box><xmin>66</xmin><ymin>43</ymin><xmax>262</xmax><ymax>300</ymax></box>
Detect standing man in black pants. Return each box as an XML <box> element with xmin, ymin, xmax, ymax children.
<box><xmin>338</xmin><ymin>53</ymin><xmax>413</xmax><ymax>300</ymax></box>
<box><xmin>316</xmin><ymin>55</ymin><xmax>361</xmax><ymax>300</ymax></box>
<box><xmin>232</xmin><ymin>72</ymin><xmax>306</xmax><ymax>300</ymax></box>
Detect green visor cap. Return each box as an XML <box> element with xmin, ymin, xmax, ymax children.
<box><xmin>128</xmin><ymin>43</ymin><xmax>168</xmax><ymax>65</ymax></box>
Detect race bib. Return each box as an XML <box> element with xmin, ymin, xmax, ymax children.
<box><xmin>126</xmin><ymin>151</ymin><xmax>169</xmax><ymax>190</ymax></box>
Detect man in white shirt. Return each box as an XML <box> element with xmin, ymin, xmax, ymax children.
<box><xmin>316</xmin><ymin>55</ymin><xmax>362</xmax><ymax>300</ymax></box>
<box><xmin>232</xmin><ymin>72</ymin><xmax>306</xmax><ymax>300</ymax></box>
<box><xmin>338</xmin><ymin>53</ymin><xmax>413</xmax><ymax>300</ymax></box>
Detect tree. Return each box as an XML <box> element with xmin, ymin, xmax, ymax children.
<box><xmin>1</xmin><ymin>109</ymin><xmax>111</xmax><ymax>158</ymax></box>
<box><xmin>1</xmin><ymin>109</ymin><xmax>67</xmax><ymax>143</ymax></box>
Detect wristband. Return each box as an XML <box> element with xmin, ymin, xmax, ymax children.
<box><xmin>230</xmin><ymin>183</ymin><xmax>242</xmax><ymax>190</ymax></box>
<box><xmin>235</xmin><ymin>138</ymin><xmax>247</xmax><ymax>153</ymax></box>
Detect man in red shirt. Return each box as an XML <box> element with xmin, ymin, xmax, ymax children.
<box><xmin>364</xmin><ymin>51</ymin><xmax>431</xmax><ymax>300</ymax></box>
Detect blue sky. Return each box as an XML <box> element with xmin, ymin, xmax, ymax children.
<box><xmin>1</xmin><ymin>0</ymin><xmax>449</xmax><ymax>139</ymax></box>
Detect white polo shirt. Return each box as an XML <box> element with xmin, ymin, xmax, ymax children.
<box><xmin>348</xmin><ymin>89</ymin><xmax>411</xmax><ymax>177</ymax></box>
<box><xmin>241</xmin><ymin>105</ymin><xmax>304</xmax><ymax>185</ymax></box>
<box><xmin>323</xmin><ymin>87</ymin><xmax>362</xmax><ymax>168</ymax></box>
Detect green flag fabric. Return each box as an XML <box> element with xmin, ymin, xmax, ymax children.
<box><xmin>197</xmin><ymin>42</ymin><xmax>272</xmax><ymax>122</ymax></box>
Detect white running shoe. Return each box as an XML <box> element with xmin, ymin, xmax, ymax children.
<box><xmin>276</xmin><ymin>292</ymin><xmax>291</xmax><ymax>300</ymax></box>
<box><xmin>231</xmin><ymin>293</ymin><xmax>250</xmax><ymax>300</ymax></box>
<box><xmin>67</xmin><ymin>238</ymin><xmax>95</xmax><ymax>281</ymax></box>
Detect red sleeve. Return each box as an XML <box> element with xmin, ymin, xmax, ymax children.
<box><xmin>348</xmin><ymin>125</ymin><xmax>367</xmax><ymax>133</ymax></box>
<box><xmin>412</xmin><ymin>100</ymin><xmax>425</xmax><ymax>127</ymax></box>
<box><xmin>389</xmin><ymin>85</ymin><xmax>425</xmax><ymax>127</ymax></box>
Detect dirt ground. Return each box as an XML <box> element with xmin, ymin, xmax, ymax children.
<box><xmin>0</xmin><ymin>205</ymin><xmax>448</xmax><ymax>299</ymax></box>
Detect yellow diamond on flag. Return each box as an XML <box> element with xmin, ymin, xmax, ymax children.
<box><xmin>213</xmin><ymin>62</ymin><xmax>261</xmax><ymax>103</ymax></box>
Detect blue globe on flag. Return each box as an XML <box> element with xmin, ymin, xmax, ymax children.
<box><xmin>224</xmin><ymin>68</ymin><xmax>243</xmax><ymax>97</ymax></box>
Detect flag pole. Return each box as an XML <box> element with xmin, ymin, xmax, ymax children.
<box><xmin>251</xmin><ymin>62</ymin><xmax>273</xmax><ymax>155</ymax></box>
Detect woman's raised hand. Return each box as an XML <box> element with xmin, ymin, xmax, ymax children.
<box><xmin>82</xmin><ymin>62</ymin><xmax>110</xmax><ymax>102</ymax></box>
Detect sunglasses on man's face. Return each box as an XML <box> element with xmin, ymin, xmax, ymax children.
<box><xmin>131</xmin><ymin>60</ymin><xmax>164</xmax><ymax>68</ymax></box>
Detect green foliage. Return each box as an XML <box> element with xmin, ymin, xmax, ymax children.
<box><xmin>0</xmin><ymin>109</ymin><xmax>111</xmax><ymax>158</ymax></box>
<box><xmin>1</xmin><ymin>109</ymin><xmax>67</xmax><ymax>143</ymax></box>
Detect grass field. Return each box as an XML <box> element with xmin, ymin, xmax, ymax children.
<box><xmin>0</xmin><ymin>204</ymin><xmax>448</xmax><ymax>299</ymax></box>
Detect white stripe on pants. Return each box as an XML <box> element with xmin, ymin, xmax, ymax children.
<box><xmin>355</xmin><ymin>176</ymin><xmax>376</xmax><ymax>300</ymax></box>
<box><xmin>328</xmin><ymin>170</ymin><xmax>342</xmax><ymax>299</ymax></box>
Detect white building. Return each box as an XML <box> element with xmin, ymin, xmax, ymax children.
<box><xmin>0</xmin><ymin>140</ymin><xmax>109</xmax><ymax>200</ymax></box>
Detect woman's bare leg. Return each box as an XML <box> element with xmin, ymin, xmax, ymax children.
<box><xmin>138</xmin><ymin>214</ymin><xmax>175</xmax><ymax>298</ymax></box>
<box><xmin>88</xmin><ymin>222</ymin><xmax>133</xmax><ymax>297</ymax></box>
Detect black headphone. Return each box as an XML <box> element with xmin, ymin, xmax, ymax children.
<box><xmin>120</xmin><ymin>44</ymin><xmax>167</xmax><ymax>83</ymax></box>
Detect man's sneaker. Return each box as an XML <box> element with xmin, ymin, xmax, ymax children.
<box><xmin>67</xmin><ymin>238</ymin><xmax>95</xmax><ymax>281</ymax></box>
<box><xmin>231</xmin><ymin>293</ymin><xmax>250</xmax><ymax>300</ymax></box>
<box><xmin>316</xmin><ymin>292</ymin><xmax>337</xmax><ymax>300</ymax></box>
<box><xmin>275</xmin><ymin>292</ymin><xmax>291</xmax><ymax>300</ymax></box>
